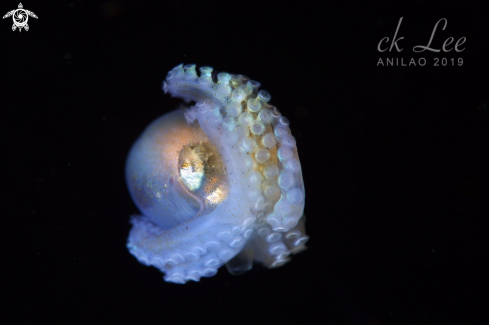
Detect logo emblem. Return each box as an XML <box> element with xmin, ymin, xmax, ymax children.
<box><xmin>3</xmin><ymin>3</ymin><xmax>37</xmax><ymax>32</ymax></box>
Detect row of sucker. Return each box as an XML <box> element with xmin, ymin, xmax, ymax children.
<box><xmin>127</xmin><ymin>214</ymin><xmax>257</xmax><ymax>283</ymax></box>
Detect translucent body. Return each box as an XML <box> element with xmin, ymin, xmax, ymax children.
<box><xmin>126</xmin><ymin>64</ymin><xmax>308</xmax><ymax>283</ymax></box>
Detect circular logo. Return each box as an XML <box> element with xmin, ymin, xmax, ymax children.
<box><xmin>13</xmin><ymin>9</ymin><xmax>28</xmax><ymax>27</ymax></box>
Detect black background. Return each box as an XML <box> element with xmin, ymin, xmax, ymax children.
<box><xmin>3</xmin><ymin>1</ymin><xmax>488</xmax><ymax>324</ymax></box>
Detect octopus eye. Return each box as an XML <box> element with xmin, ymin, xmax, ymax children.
<box><xmin>126</xmin><ymin>64</ymin><xmax>308</xmax><ymax>284</ymax></box>
<box><xmin>178</xmin><ymin>140</ymin><xmax>228</xmax><ymax>213</ymax></box>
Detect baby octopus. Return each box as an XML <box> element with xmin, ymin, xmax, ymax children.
<box><xmin>126</xmin><ymin>64</ymin><xmax>308</xmax><ymax>283</ymax></box>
